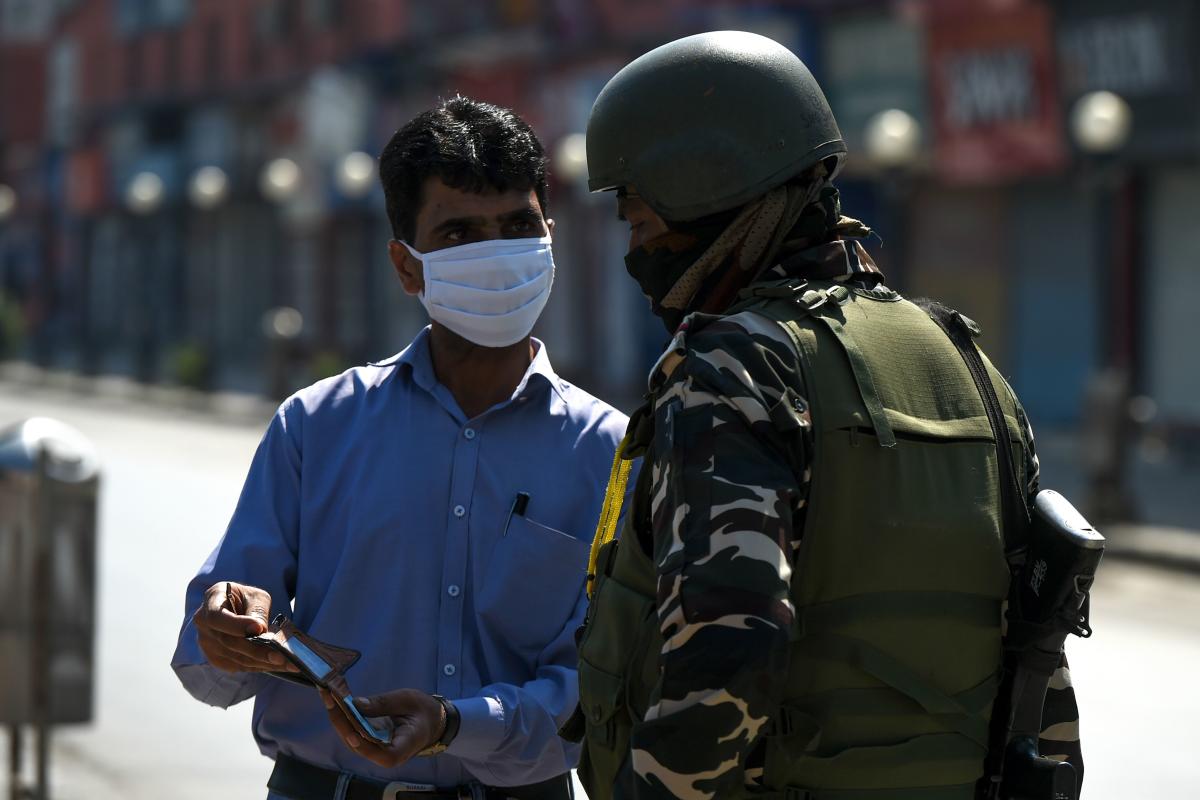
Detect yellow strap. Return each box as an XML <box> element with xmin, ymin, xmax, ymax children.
<box><xmin>586</xmin><ymin>432</ymin><xmax>634</xmax><ymax>598</ymax></box>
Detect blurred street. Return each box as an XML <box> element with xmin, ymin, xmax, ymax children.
<box><xmin>1</xmin><ymin>386</ymin><xmax>1198</xmax><ymax>799</ymax></box>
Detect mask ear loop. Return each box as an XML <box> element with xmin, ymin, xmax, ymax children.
<box><xmin>397</xmin><ymin>239</ymin><xmax>426</xmax><ymax>260</ymax></box>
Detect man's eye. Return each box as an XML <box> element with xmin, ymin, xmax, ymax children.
<box><xmin>445</xmin><ymin>228</ymin><xmax>465</xmax><ymax>242</ymax></box>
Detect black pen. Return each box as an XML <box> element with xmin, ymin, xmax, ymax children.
<box><xmin>502</xmin><ymin>492</ymin><xmax>531</xmax><ymax>537</ymax></box>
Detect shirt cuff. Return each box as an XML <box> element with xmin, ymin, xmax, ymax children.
<box><xmin>172</xmin><ymin>662</ymin><xmax>261</xmax><ymax>708</ymax></box>
<box><xmin>445</xmin><ymin>695</ymin><xmax>505</xmax><ymax>758</ymax></box>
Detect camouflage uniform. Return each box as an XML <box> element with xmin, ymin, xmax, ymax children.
<box><xmin>619</xmin><ymin>240</ymin><xmax>1083</xmax><ymax>799</ymax></box>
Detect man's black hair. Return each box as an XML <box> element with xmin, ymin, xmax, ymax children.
<box><xmin>379</xmin><ymin>96</ymin><xmax>548</xmax><ymax>242</ymax></box>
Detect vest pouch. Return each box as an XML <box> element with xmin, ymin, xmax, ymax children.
<box><xmin>765</xmin><ymin>732</ymin><xmax>982</xmax><ymax>800</ymax></box>
<box><xmin>576</xmin><ymin>538</ymin><xmax>659</xmax><ymax>800</ymax></box>
<box><xmin>578</xmin><ymin>658</ymin><xmax>626</xmax><ymax>749</ymax></box>
<box><xmin>578</xmin><ymin>542</ymin><xmax>656</xmax><ymax>676</ymax></box>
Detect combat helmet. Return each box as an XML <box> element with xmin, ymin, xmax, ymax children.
<box><xmin>586</xmin><ymin>30</ymin><xmax>846</xmax><ymax>222</ymax></box>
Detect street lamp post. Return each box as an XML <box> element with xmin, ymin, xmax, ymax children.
<box><xmin>260</xmin><ymin>158</ymin><xmax>301</xmax><ymax>204</ymax></box>
<box><xmin>863</xmin><ymin>109</ymin><xmax>922</xmax><ymax>291</ymax></box>
<box><xmin>551</xmin><ymin>132</ymin><xmax>610</xmax><ymax>391</ymax></box>
<box><xmin>186</xmin><ymin>166</ymin><xmax>230</xmax><ymax>389</ymax></box>
<box><xmin>0</xmin><ymin>184</ymin><xmax>16</xmax><ymax>222</ymax></box>
<box><xmin>125</xmin><ymin>171</ymin><xmax>165</xmax><ymax>383</ymax></box>
<box><xmin>259</xmin><ymin>158</ymin><xmax>303</xmax><ymax>398</ymax></box>
<box><xmin>335</xmin><ymin>151</ymin><xmax>374</xmax><ymax>199</ymax></box>
<box><xmin>0</xmin><ymin>184</ymin><xmax>15</xmax><ymax>363</ymax></box>
<box><xmin>1071</xmin><ymin>90</ymin><xmax>1138</xmax><ymax>524</ymax></box>
<box><xmin>335</xmin><ymin>151</ymin><xmax>378</xmax><ymax>363</ymax></box>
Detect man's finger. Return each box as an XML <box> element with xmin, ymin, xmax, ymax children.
<box><xmin>199</xmin><ymin>629</ymin><xmax>298</xmax><ymax>673</ymax></box>
<box><xmin>388</xmin><ymin>724</ymin><xmax>427</xmax><ymax>764</ymax></box>
<box><xmin>201</xmin><ymin>606</ymin><xmax>271</xmax><ymax>638</ymax></box>
<box><xmin>320</xmin><ymin>690</ymin><xmax>365</xmax><ymax>750</ymax></box>
<box><xmin>353</xmin><ymin>691</ymin><xmax>416</xmax><ymax>717</ymax></box>
<box><xmin>198</xmin><ymin>637</ymin><xmax>264</xmax><ymax>673</ymax></box>
<box><xmin>199</xmin><ymin>631</ymin><xmax>281</xmax><ymax>672</ymax></box>
<box><xmin>201</xmin><ymin>582</ymin><xmax>270</xmax><ymax>635</ymax></box>
<box><xmin>227</xmin><ymin>583</ymin><xmax>272</xmax><ymax>627</ymax></box>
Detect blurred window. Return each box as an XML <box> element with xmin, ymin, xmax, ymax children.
<box><xmin>204</xmin><ymin>18</ymin><xmax>223</xmax><ymax>86</ymax></box>
<box><xmin>124</xmin><ymin>34</ymin><xmax>144</xmax><ymax>95</ymax></box>
<box><xmin>305</xmin><ymin>0</ymin><xmax>341</xmax><ymax>30</ymax></box>
<box><xmin>48</xmin><ymin>37</ymin><xmax>78</xmax><ymax>146</ymax></box>
<box><xmin>164</xmin><ymin>27</ymin><xmax>181</xmax><ymax>90</ymax></box>
<box><xmin>257</xmin><ymin>0</ymin><xmax>297</xmax><ymax>39</ymax></box>
<box><xmin>1</xmin><ymin>0</ymin><xmax>54</xmax><ymax>41</ymax></box>
<box><xmin>149</xmin><ymin>0</ymin><xmax>189</xmax><ymax>28</ymax></box>
<box><xmin>145</xmin><ymin>107</ymin><xmax>183</xmax><ymax>144</ymax></box>
<box><xmin>116</xmin><ymin>0</ymin><xmax>147</xmax><ymax>36</ymax></box>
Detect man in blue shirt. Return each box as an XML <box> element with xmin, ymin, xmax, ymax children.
<box><xmin>171</xmin><ymin>97</ymin><xmax>628</xmax><ymax>800</ymax></box>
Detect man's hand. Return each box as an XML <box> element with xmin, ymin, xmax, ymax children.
<box><xmin>192</xmin><ymin>581</ymin><xmax>296</xmax><ymax>674</ymax></box>
<box><xmin>319</xmin><ymin>688</ymin><xmax>446</xmax><ymax>768</ymax></box>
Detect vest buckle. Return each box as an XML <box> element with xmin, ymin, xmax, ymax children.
<box><xmin>764</xmin><ymin>707</ymin><xmax>796</xmax><ymax>737</ymax></box>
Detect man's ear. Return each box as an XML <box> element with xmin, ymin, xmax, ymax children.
<box><xmin>546</xmin><ymin>218</ymin><xmax>555</xmax><ymax>238</ymax></box>
<box><xmin>388</xmin><ymin>240</ymin><xmax>424</xmax><ymax>296</ymax></box>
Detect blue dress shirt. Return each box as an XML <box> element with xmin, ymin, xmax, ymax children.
<box><xmin>171</xmin><ymin>329</ymin><xmax>629</xmax><ymax>788</ymax></box>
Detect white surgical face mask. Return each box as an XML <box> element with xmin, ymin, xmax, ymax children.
<box><xmin>403</xmin><ymin>236</ymin><xmax>555</xmax><ymax>348</ymax></box>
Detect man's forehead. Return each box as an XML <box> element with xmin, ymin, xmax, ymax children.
<box><xmin>420</xmin><ymin>177</ymin><xmax>542</xmax><ymax>220</ymax></box>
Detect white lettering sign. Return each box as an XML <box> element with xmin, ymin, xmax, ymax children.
<box><xmin>1060</xmin><ymin>15</ymin><xmax>1172</xmax><ymax>95</ymax></box>
<box><xmin>944</xmin><ymin>48</ymin><xmax>1035</xmax><ymax>129</ymax></box>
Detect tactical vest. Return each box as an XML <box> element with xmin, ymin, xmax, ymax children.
<box><xmin>573</xmin><ymin>281</ymin><xmax>1027</xmax><ymax>800</ymax></box>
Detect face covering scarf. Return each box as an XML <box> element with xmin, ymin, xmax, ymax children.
<box><xmin>403</xmin><ymin>236</ymin><xmax>555</xmax><ymax>348</ymax></box>
<box><xmin>624</xmin><ymin>162</ymin><xmax>871</xmax><ymax>333</ymax></box>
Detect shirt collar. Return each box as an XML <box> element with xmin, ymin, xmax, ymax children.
<box><xmin>373</xmin><ymin>327</ymin><xmax>567</xmax><ymax>404</ymax></box>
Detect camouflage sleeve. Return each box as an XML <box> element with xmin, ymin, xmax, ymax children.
<box><xmin>1013</xmin><ymin>398</ymin><xmax>1084</xmax><ymax>787</ymax></box>
<box><xmin>626</xmin><ymin>315</ymin><xmax>809</xmax><ymax>800</ymax></box>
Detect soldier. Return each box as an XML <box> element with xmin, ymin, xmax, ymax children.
<box><xmin>564</xmin><ymin>32</ymin><xmax>1084</xmax><ymax>800</ymax></box>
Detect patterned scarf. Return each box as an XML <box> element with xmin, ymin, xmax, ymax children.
<box><xmin>646</xmin><ymin>165</ymin><xmax>872</xmax><ymax>324</ymax></box>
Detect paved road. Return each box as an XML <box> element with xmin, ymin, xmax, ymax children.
<box><xmin>1</xmin><ymin>386</ymin><xmax>1197</xmax><ymax>799</ymax></box>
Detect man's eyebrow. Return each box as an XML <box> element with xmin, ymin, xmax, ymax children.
<box><xmin>497</xmin><ymin>206</ymin><xmax>543</xmax><ymax>223</ymax></box>
<box><xmin>431</xmin><ymin>215</ymin><xmax>487</xmax><ymax>234</ymax></box>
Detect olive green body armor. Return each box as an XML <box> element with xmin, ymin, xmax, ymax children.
<box><xmin>575</xmin><ymin>282</ymin><xmax>1027</xmax><ymax>800</ymax></box>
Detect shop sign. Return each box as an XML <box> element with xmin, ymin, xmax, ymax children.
<box><xmin>927</xmin><ymin>2</ymin><xmax>1065</xmax><ymax>183</ymax></box>
<box><xmin>1057</xmin><ymin>0</ymin><xmax>1199</xmax><ymax>159</ymax></box>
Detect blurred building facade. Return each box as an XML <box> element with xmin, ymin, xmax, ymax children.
<box><xmin>1</xmin><ymin>0</ymin><xmax>1198</xmax><ymax>445</ymax></box>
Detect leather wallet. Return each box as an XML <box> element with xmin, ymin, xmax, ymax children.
<box><xmin>248</xmin><ymin>614</ymin><xmax>393</xmax><ymax>745</ymax></box>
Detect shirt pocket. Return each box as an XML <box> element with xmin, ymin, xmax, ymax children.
<box><xmin>476</xmin><ymin>514</ymin><xmax>590</xmax><ymax>655</ymax></box>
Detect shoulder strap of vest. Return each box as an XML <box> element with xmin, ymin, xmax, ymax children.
<box><xmin>915</xmin><ymin>300</ymin><xmax>1030</xmax><ymax>555</ymax></box>
<box><xmin>732</xmin><ymin>280</ymin><xmax>897</xmax><ymax>448</ymax></box>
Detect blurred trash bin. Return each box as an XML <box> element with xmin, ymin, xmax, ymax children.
<box><xmin>0</xmin><ymin>418</ymin><xmax>100</xmax><ymax>800</ymax></box>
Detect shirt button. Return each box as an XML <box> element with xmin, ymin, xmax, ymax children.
<box><xmin>447</xmin><ymin>585</ymin><xmax>461</xmax><ymax>597</ymax></box>
<box><xmin>463</xmin><ymin>428</ymin><xmax>476</xmax><ymax>440</ymax></box>
<box><xmin>443</xmin><ymin>663</ymin><xmax>456</xmax><ymax>676</ymax></box>
<box><xmin>453</xmin><ymin>505</ymin><xmax>466</xmax><ymax>518</ymax></box>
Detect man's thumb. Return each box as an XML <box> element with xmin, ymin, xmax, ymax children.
<box><xmin>243</xmin><ymin>614</ymin><xmax>268</xmax><ymax>636</ymax></box>
<box><xmin>230</xmin><ymin>585</ymin><xmax>270</xmax><ymax>634</ymax></box>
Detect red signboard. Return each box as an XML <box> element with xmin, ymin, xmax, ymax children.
<box><xmin>0</xmin><ymin>44</ymin><xmax>49</xmax><ymax>146</ymax></box>
<box><xmin>926</xmin><ymin>2</ymin><xmax>1066</xmax><ymax>183</ymax></box>
<box><xmin>66</xmin><ymin>148</ymin><xmax>108</xmax><ymax>214</ymax></box>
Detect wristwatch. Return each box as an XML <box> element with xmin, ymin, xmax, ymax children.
<box><xmin>418</xmin><ymin>694</ymin><xmax>460</xmax><ymax>756</ymax></box>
